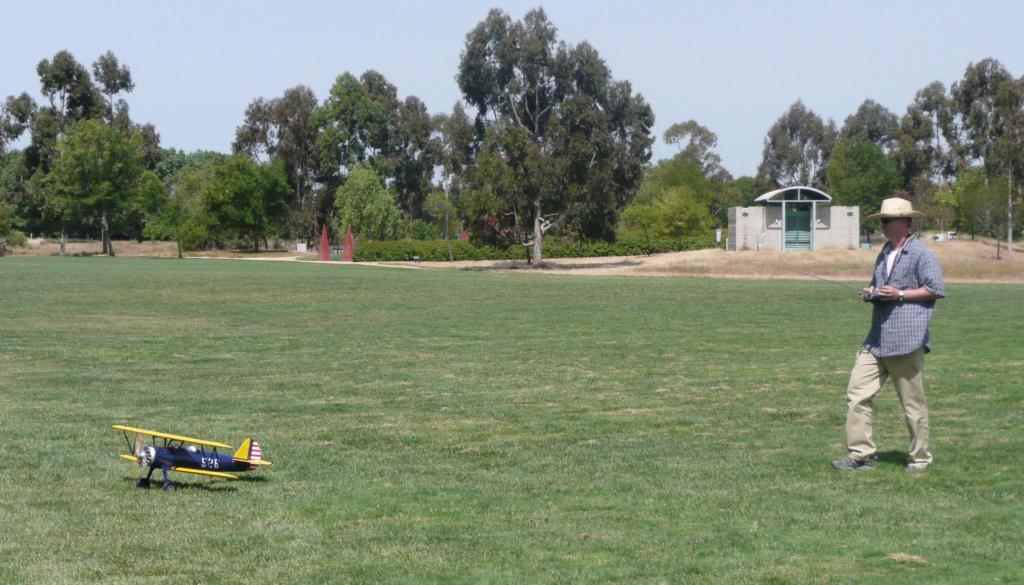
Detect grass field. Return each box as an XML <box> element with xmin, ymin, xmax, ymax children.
<box><xmin>0</xmin><ymin>257</ymin><xmax>1021</xmax><ymax>584</ymax></box>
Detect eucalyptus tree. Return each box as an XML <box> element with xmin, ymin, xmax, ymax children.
<box><xmin>36</xmin><ymin>51</ymin><xmax>101</xmax><ymax>136</ymax></box>
<box><xmin>457</xmin><ymin>7</ymin><xmax>653</xmax><ymax>261</ymax></box>
<box><xmin>990</xmin><ymin>76</ymin><xmax>1024</xmax><ymax>250</ymax></box>
<box><xmin>314</xmin><ymin>71</ymin><xmax>437</xmax><ymax>223</ymax></box>
<box><xmin>757</xmin><ymin>101</ymin><xmax>837</xmax><ymax>189</ymax></box>
<box><xmin>1</xmin><ymin>93</ymin><xmax>37</xmax><ymax>154</ymax></box>
<box><xmin>891</xmin><ymin>104</ymin><xmax>935</xmax><ymax>196</ymax></box>
<box><xmin>913</xmin><ymin>81</ymin><xmax>959</xmax><ymax>184</ymax></box>
<box><xmin>432</xmin><ymin>103</ymin><xmax>477</xmax><ymax>258</ymax></box>
<box><xmin>235</xmin><ymin>85</ymin><xmax>321</xmax><ymax>240</ymax></box>
<box><xmin>826</xmin><ymin>139</ymin><xmax>899</xmax><ymax>240</ymax></box>
<box><xmin>840</xmin><ymin>99</ymin><xmax>898</xmax><ymax>152</ymax></box>
<box><xmin>952</xmin><ymin>59</ymin><xmax>1019</xmax><ymax>251</ymax></box>
<box><xmin>663</xmin><ymin>120</ymin><xmax>729</xmax><ymax>180</ymax></box>
<box><xmin>391</xmin><ymin>95</ymin><xmax>440</xmax><ymax>219</ymax></box>
<box><xmin>91</xmin><ymin>51</ymin><xmax>134</xmax><ymax>123</ymax></box>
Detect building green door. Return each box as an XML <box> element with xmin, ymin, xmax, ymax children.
<box><xmin>785</xmin><ymin>204</ymin><xmax>811</xmax><ymax>250</ymax></box>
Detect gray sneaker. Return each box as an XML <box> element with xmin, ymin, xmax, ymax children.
<box><xmin>831</xmin><ymin>455</ymin><xmax>876</xmax><ymax>470</ymax></box>
<box><xmin>905</xmin><ymin>462</ymin><xmax>930</xmax><ymax>473</ymax></box>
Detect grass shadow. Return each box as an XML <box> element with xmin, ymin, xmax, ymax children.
<box><xmin>120</xmin><ymin>476</ymin><xmax>238</xmax><ymax>493</ymax></box>
<box><xmin>875</xmin><ymin>450</ymin><xmax>909</xmax><ymax>468</ymax></box>
<box><xmin>461</xmin><ymin>259</ymin><xmax>643</xmax><ymax>272</ymax></box>
<box><xmin>234</xmin><ymin>475</ymin><xmax>269</xmax><ymax>484</ymax></box>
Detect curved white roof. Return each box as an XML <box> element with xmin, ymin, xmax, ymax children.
<box><xmin>754</xmin><ymin>186</ymin><xmax>832</xmax><ymax>202</ymax></box>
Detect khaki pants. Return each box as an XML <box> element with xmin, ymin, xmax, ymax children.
<box><xmin>845</xmin><ymin>347</ymin><xmax>932</xmax><ymax>464</ymax></box>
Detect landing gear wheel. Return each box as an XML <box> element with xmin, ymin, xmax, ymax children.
<box><xmin>136</xmin><ymin>478</ymin><xmax>150</xmax><ymax>489</ymax></box>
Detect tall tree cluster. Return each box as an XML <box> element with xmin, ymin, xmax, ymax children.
<box><xmin>2</xmin><ymin>17</ymin><xmax>1021</xmax><ymax>257</ymax></box>
<box><xmin>0</xmin><ymin>50</ymin><xmax>167</xmax><ymax>255</ymax></box>
<box><xmin>754</xmin><ymin>59</ymin><xmax>1024</xmax><ymax>248</ymax></box>
<box><xmin>454</xmin><ymin>8</ymin><xmax>654</xmax><ymax>261</ymax></box>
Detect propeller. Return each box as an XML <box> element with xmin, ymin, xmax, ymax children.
<box><xmin>134</xmin><ymin>432</ymin><xmax>144</xmax><ymax>463</ymax></box>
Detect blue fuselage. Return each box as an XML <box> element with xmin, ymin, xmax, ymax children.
<box><xmin>150</xmin><ymin>446</ymin><xmax>253</xmax><ymax>473</ymax></box>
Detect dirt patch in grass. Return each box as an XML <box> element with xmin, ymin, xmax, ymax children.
<box><xmin>887</xmin><ymin>553</ymin><xmax>928</xmax><ymax>565</ymax></box>
<box><xmin>9</xmin><ymin>238</ymin><xmax>181</xmax><ymax>257</ymax></box>
<box><xmin>8</xmin><ymin>238</ymin><xmax>296</xmax><ymax>259</ymax></box>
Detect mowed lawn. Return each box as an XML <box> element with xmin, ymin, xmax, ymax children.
<box><xmin>0</xmin><ymin>257</ymin><xmax>1021</xmax><ymax>585</ymax></box>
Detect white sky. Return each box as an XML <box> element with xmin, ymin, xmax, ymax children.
<box><xmin>3</xmin><ymin>0</ymin><xmax>1022</xmax><ymax>177</ymax></box>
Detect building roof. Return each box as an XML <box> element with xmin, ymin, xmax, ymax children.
<box><xmin>754</xmin><ymin>186</ymin><xmax>832</xmax><ymax>203</ymax></box>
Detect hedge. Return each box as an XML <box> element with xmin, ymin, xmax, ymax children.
<box><xmin>354</xmin><ymin>234</ymin><xmax>716</xmax><ymax>262</ymax></box>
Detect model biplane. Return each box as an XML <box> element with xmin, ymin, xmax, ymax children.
<box><xmin>113</xmin><ymin>425</ymin><xmax>271</xmax><ymax>491</ymax></box>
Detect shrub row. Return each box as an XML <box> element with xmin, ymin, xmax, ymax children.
<box><xmin>353</xmin><ymin>234</ymin><xmax>716</xmax><ymax>262</ymax></box>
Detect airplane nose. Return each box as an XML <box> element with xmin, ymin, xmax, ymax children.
<box><xmin>138</xmin><ymin>445</ymin><xmax>156</xmax><ymax>467</ymax></box>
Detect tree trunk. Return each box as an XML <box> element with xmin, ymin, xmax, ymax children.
<box><xmin>1007</xmin><ymin>173</ymin><xmax>1014</xmax><ymax>253</ymax></box>
<box><xmin>533</xmin><ymin>198</ymin><xmax>543</xmax><ymax>265</ymax></box>
<box><xmin>101</xmin><ymin>211</ymin><xmax>115</xmax><ymax>256</ymax></box>
<box><xmin>445</xmin><ymin>188</ymin><xmax>454</xmax><ymax>262</ymax></box>
<box><xmin>253</xmin><ymin>234</ymin><xmax>259</xmax><ymax>252</ymax></box>
<box><xmin>175</xmin><ymin>236</ymin><xmax>183</xmax><ymax>259</ymax></box>
<box><xmin>59</xmin><ymin>226</ymin><xmax>67</xmax><ymax>256</ymax></box>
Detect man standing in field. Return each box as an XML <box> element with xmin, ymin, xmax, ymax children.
<box><xmin>831</xmin><ymin>197</ymin><xmax>945</xmax><ymax>472</ymax></box>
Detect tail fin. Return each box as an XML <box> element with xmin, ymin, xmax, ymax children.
<box><xmin>233</xmin><ymin>438</ymin><xmax>255</xmax><ymax>460</ymax></box>
<box><xmin>233</xmin><ymin>437</ymin><xmax>271</xmax><ymax>466</ymax></box>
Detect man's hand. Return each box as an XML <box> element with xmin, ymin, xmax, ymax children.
<box><xmin>876</xmin><ymin>285</ymin><xmax>901</xmax><ymax>301</ymax></box>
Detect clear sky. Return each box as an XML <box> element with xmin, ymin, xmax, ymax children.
<box><xmin>3</xmin><ymin>0</ymin><xmax>1022</xmax><ymax>177</ymax></box>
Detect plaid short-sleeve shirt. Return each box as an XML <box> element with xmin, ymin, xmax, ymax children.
<box><xmin>863</xmin><ymin>235</ymin><xmax>945</xmax><ymax>358</ymax></box>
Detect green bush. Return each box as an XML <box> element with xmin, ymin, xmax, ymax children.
<box><xmin>352</xmin><ymin>234</ymin><xmax>715</xmax><ymax>262</ymax></box>
<box><xmin>355</xmin><ymin>239</ymin><xmax>510</xmax><ymax>262</ymax></box>
<box><xmin>6</xmin><ymin>230</ymin><xmax>28</xmax><ymax>248</ymax></box>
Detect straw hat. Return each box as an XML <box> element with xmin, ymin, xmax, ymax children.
<box><xmin>866</xmin><ymin>197</ymin><xmax>925</xmax><ymax>219</ymax></box>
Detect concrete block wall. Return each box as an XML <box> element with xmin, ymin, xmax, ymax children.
<box><xmin>727</xmin><ymin>205</ymin><xmax>859</xmax><ymax>251</ymax></box>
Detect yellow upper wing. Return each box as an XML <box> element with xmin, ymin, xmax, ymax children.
<box><xmin>111</xmin><ymin>425</ymin><xmax>232</xmax><ymax>449</ymax></box>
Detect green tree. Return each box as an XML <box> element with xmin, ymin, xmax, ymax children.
<box><xmin>52</xmin><ymin>119</ymin><xmax>143</xmax><ymax>256</ymax></box>
<box><xmin>826</xmin><ymin>139</ymin><xmax>899</xmax><ymax>240</ymax></box>
<box><xmin>457</xmin><ymin>8</ymin><xmax>653</xmax><ymax>261</ymax></box>
<box><xmin>0</xmin><ymin>200</ymin><xmax>14</xmax><ymax>255</ymax></box>
<box><xmin>145</xmin><ymin>162</ymin><xmax>218</xmax><ymax>254</ymax></box>
<box><xmin>202</xmin><ymin>156</ymin><xmax>291</xmax><ymax>251</ymax></box>
<box><xmin>620</xmin><ymin>155</ymin><xmax>715</xmax><ymax>240</ymax></box>
<box><xmin>953</xmin><ymin>166</ymin><xmax>1006</xmax><ymax>239</ymax></box>
<box><xmin>333</xmin><ymin>164</ymin><xmax>401</xmax><ymax>241</ymax></box>
<box><xmin>757</xmin><ymin>101</ymin><xmax>837</xmax><ymax>188</ymax></box>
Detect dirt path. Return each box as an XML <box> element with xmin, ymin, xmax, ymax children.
<box><xmin>403</xmin><ymin>239</ymin><xmax>1024</xmax><ymax>283</ymax></box>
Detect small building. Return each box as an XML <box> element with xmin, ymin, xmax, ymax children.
<box><xmin>727</xmin><ymin>186</ymin><xmax>860</xmax><ymax>251</ymax></box>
